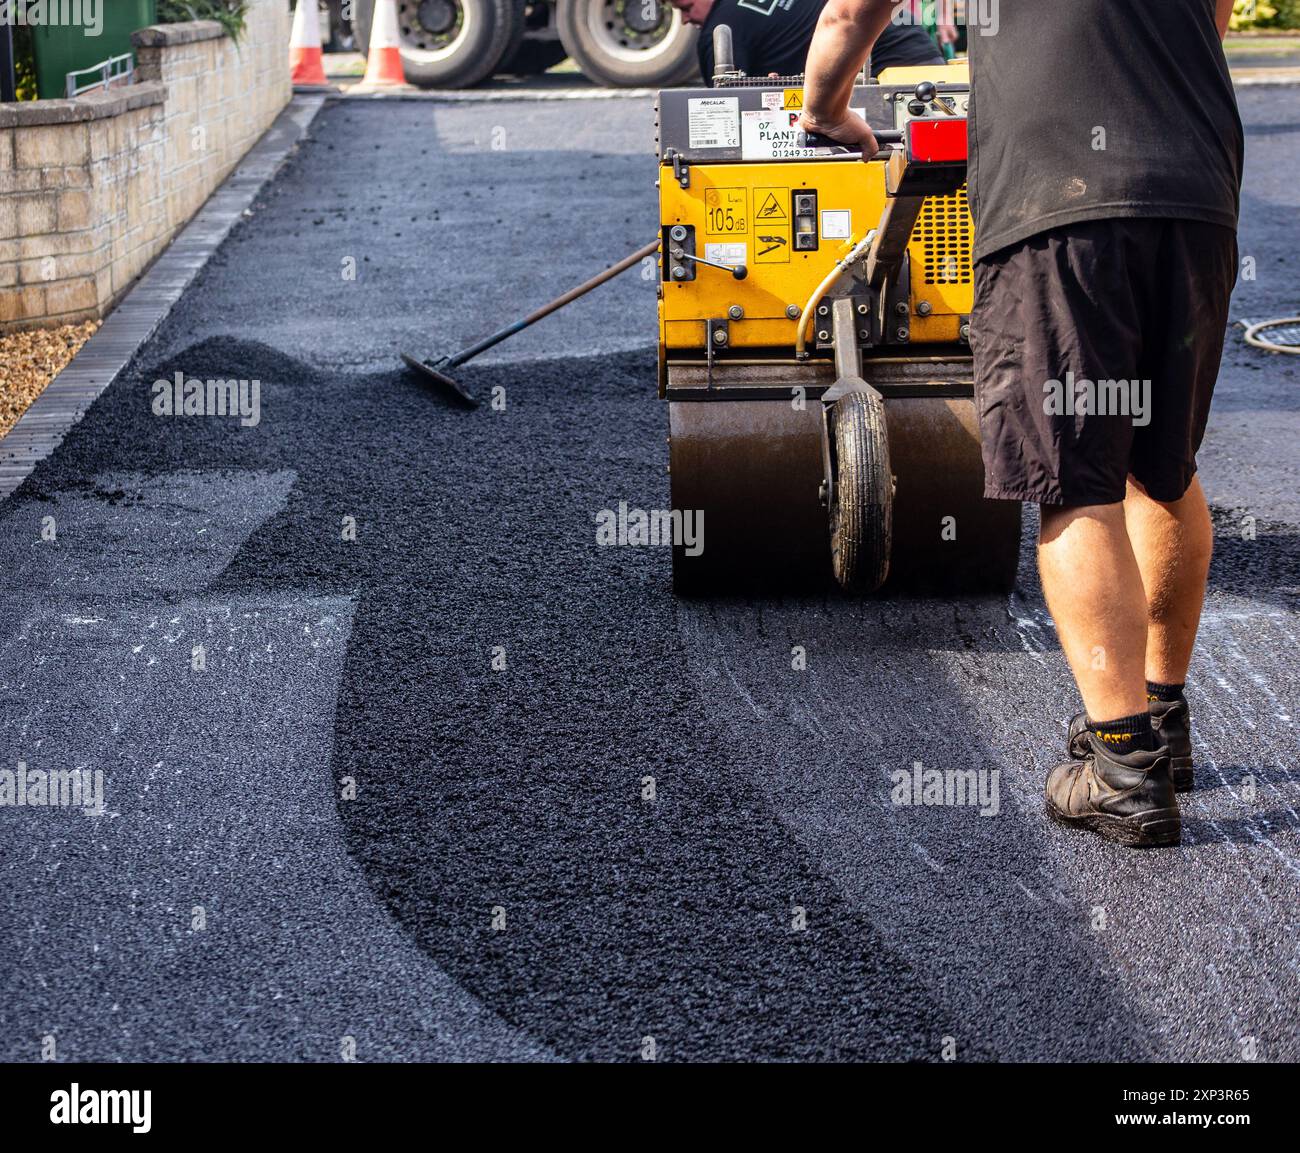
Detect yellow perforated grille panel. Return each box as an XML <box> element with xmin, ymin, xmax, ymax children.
<box><xmin>915</xmin><ymin>186</ymin><xmax>972</xmax><ymax>286</ymax></box>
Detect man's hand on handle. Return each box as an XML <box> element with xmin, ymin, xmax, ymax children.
<box><xmin>797</xmin><ymin>111</ymin><xmax>880</xmax><ymax>160</ymax></box>
<box><xmin>800</xmin><ymin>0</ymin><xmax>898</xmax><ymax>160</ymax></box>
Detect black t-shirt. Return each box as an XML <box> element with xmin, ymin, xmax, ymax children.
<box><xmin>967</xmin><ymin>0</ymin><xmax>1243</xmax><ymax>261</ymax></box>
<box><xmin>699</xmin><ymin>0</ymin><xmax>942</xmax><ymax>84</ymax></box>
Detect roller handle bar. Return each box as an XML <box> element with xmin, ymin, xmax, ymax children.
<box><xmin>797</xmin><ymin>128</ymin><xmax>904</xmax><ymax>157</ymax></box>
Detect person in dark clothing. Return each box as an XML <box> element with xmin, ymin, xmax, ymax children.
<box><xmin>670</xmin><ymin>0</ymin><xmax>943</xmax><ymax>83</ymax></box>
<box><xmin>800</xmin><ymin>0</ymin><xmax>1242</xmax><ymax>849</ymax></box>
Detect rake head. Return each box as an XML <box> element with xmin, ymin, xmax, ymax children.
<box><xmin>400</xmin><ymin>353</ymin><xmax>480</xmax><ymax>408</ymax></box>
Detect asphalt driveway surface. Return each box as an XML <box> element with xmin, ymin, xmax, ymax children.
<box><xmin>1</xmin><ymin>90</ymin><xmax>1297</xmax><ymax>1062</ymax></box>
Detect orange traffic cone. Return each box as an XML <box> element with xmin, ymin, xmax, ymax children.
<box><xmin>361</xmin><ymin>0</ymin><xmax>406</xmax><ymax>87</ymax></box>
<box><xmin>290</xmin><ymin>0</ymin><xmax>329</xmax><ymax>87</ymax></box>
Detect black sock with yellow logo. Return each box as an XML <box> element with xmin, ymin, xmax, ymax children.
<box><xmin>1091</xmin><ymin>712</ymin><xmax>1157</xmax><ymax>756</ymax></box>
<box><xmin>1146</xmin><ymin>680</ymin><xmax>1185</xmax><ymax>704</ymax></box>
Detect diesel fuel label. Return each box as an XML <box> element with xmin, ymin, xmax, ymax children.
<box><xmin>704</xmin><ymin>188</ymin><xmax>748</xmax><ymax>235</ymax></box>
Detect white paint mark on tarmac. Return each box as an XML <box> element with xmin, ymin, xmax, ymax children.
<box><xmin>911</xmin><ymin>842</ymin><xmax>945</xmax><ymax>874</ymax></box>
<box><xmin>1015</xmin><ymin>878</ymin><xmax>1043</xmax><ymax>904</ymax></box>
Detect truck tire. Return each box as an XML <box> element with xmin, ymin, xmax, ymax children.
<box><xmin>352</xmin><ymin>0</ymin><xmax>524</xmax><ymax>88</ymax></box>
<box><xmin>557</xmin><ymin>0</ymin><xmax>699</xmax><ymax>88</ymax></box>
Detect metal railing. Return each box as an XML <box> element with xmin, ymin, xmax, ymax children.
<box><xmin>65</xmin><ymin>52</ymin><xmax>134</xmax><ymax>99</ymax></box>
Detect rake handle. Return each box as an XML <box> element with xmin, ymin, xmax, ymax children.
<box><xmin>447</xmin><ymin>239</ymin><xmax>661</xmax><ymax>368</ymax></box>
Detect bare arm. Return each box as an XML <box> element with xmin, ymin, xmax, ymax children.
<box><xmin>1215</xmin><ymin>0</ymin><xmax>1233</xmax><ymax>38</ymax></box>
<box><xmin>799</xmin><ymin>0</ymin><xmax>898</xmax><ymax>154</ymax></box>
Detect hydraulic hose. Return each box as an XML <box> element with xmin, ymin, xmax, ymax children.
<box><xmin>795</xmin><ymin>232</ymin><xmax>876</xmax><ymax>359</ymax></box>
<box><xmin>1243</xmin><ymin>316</ymin><xmax>1300</xmax><ymax>356</ymax></box>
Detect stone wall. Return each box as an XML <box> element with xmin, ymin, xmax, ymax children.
<box><xmin>0</xmin><ymin>0</ymin><xmax>291</xmax><ymax>331</ymax></box>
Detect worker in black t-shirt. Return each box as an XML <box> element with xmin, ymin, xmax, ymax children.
<box><xmin>801</xmin><ymin>0</ymin><xmax>1243</xmax><ymax>850</ymax></box>
<box><xmin>669</xmin><ymin>0</ymin><xmax>943</xmax><ymax>84</ymax></box>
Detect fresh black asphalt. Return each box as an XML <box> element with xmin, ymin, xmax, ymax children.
<box><xmin>1</xmin><ymin>92</ymin><xmax>1297</xmax><ymax>1062</ymax></box>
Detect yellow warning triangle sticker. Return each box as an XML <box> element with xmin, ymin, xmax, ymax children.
<box><xmin>757</xmin><ymin>192</ymin><xmax>787</xmax><ymax>221</ymax></box>
<box><xmin>783</xmin><ymin>89</ymin><xmax>803</xmax><ymax>110</ymax></box>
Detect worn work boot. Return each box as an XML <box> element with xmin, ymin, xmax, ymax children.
<box><xmin>1068</xmin><ymin>700</ymin><xmax>1193</xmax><ymax>792</ymax></box>
<box><xmin>1148</xmin><ymin>697</ymin><xmax>1193</xmax><ymax>792</ymax></box>
<box><xmin>1046</xmin><ymin>733</ymin><xmax>1181</xmax><ymax>847</ymax></box>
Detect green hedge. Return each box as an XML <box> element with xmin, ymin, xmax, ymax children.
<box><xmin>157</xmin><ymin>0</ymin><xmax>249</xmax><ymax>40</ymax></box>
<box><xmin>1232</xmin><ymin>0</ymin><xmax>1300</xmax><ymax>29</ymax></box>
<box><xmin>11</xmin><ymin>25</ymin><xmax>38</xmax><ymax>101</ymax></box>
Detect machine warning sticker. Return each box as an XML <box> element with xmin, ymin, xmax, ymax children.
<box><xmin>752</xmin><ymin>188</ymin><xmax>790</xmax><ymax>262</ymax></box>
<box><xmin>821</xmin><ymin>209</ymin><xmax>851</xmax><ymax>239</ymax></box>
<box><xmin>783</xmin><ymin>89</ymin><xmax>804</xmax><ymax>110</ymax></box>
<box><xmin>754</xmin><ymin>189</ymin><xmax>789</xmax><ymax>223</ymax></box>
<box><xmin>704</xmin><ymin>242</ymin><xmax>746</xmax><ymax>268</ymax></box>
<box><xmin>704</xmin><ymin>187</ymin><xmax>748</xmax><ymax>235</ymax></box>
<box><xmin>754</xmin><ymin>228</ymin><xmax>790</xmax><ymax>264</ymax></box>
<box><xmin>688</xmin><ymin>97</ymin><xmax>740</xmax><ymax>149</ymax></box>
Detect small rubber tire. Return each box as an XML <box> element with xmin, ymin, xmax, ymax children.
<box><xmin>829</xmin><ymin>390</ymin><xmax>893</xmax><ymax>593</ymax></box>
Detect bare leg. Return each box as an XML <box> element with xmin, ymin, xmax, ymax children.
<box><xmin>1123</xmin><ymin>474</ymin><xmax>1213</xmax><ymax>686</ymax></box>
<box><xmin>1038</xmin><ymin>502</ymin><xmax>1149</xmax><ymax>722</ymax></box>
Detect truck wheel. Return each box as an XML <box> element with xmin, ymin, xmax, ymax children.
<box><xmin>557</xmin><ymin>0</ymin><xmax>699</xmax><ymax>87</ymax></box>
<box><xmin>352</xmin><ymin>0</ymin><xmax>523</xmax><ymax>88</ymax></box>
<box><xmin>828</xmin><ymin>390</ymin><xmax>893</xmax><ymax>593</ymax></box>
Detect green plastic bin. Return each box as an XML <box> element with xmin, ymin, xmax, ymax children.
<box><xmin>32</xmin><ymin>0</ymin><xmax>157</xmax><ymax>99</ymax></box>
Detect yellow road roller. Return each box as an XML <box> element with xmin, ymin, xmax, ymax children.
<box><xmin>657</xmin><ymin>46</ymin><xmax>1020</xmax><ymax>594</ymax></box>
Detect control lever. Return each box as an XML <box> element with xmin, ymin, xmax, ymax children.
<box><xmin>672</xmin><ymin>247</ymin><xmax>748</xmax><ymax>280</ymax></box>
<box><xmin>912</xmin><ymin>80</ymin><xmax>959</xmax><ymax>116</ymax></box>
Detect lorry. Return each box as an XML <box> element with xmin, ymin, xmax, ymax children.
<box><xmin>347</xmin><ymin>0</ymin><xmax>700</xmax><ymax>88</ymax></box>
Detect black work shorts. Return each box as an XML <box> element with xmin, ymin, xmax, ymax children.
<box><xmin>969</xmin><ymin>217</ymin><xmax>1238</xmax><ymax>506</ymax></box>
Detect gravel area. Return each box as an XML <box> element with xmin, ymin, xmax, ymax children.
<box><xmin>0</xmin><ymin>322</ymin><xmax>99</xmax><ymax>439</ymax></box>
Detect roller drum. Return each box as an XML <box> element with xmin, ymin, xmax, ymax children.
<box><xmin>668</xmin><ymin>387</ymin><xmax>1020</xmax><ymax>594</ymax></box>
